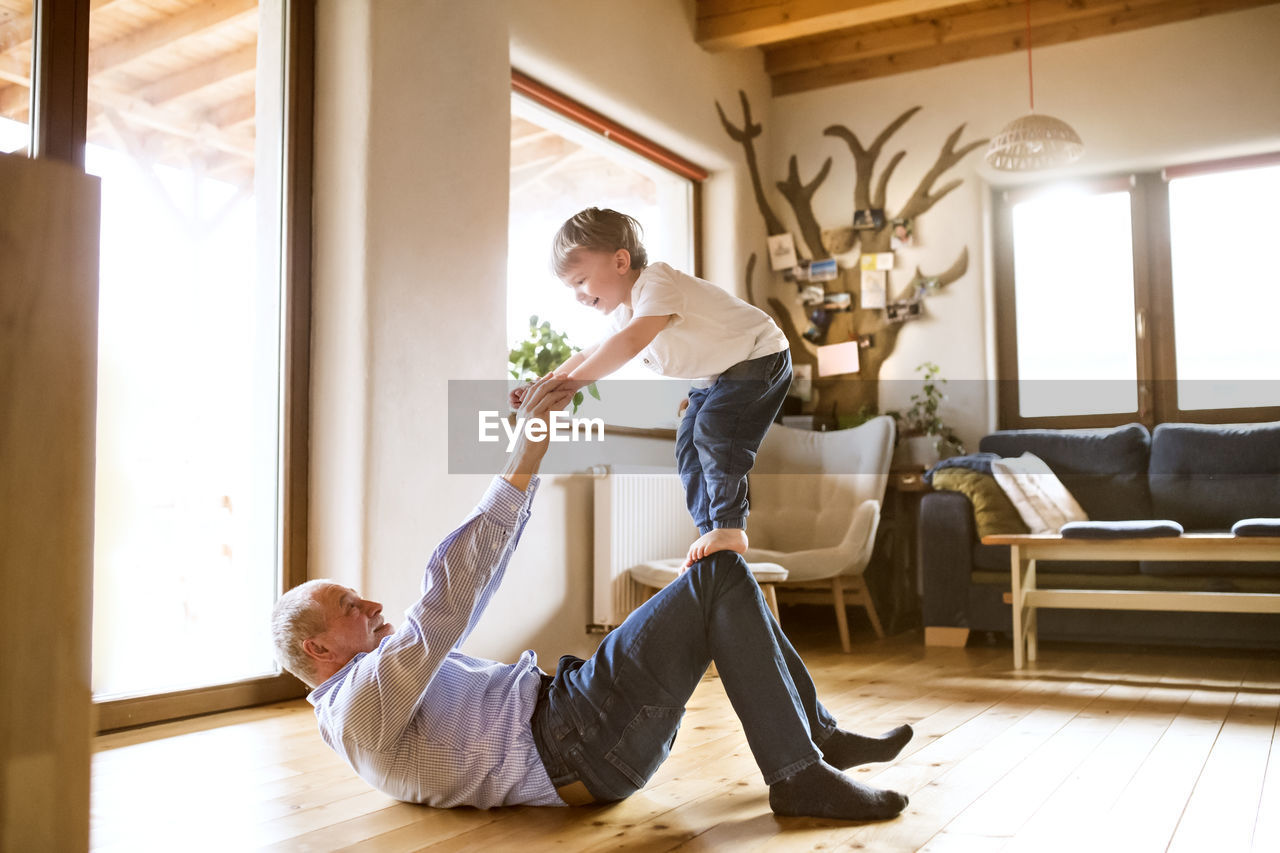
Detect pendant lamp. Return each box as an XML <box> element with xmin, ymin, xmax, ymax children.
<box><xmin>985</xmin><ymin>0</ymin><xmax>1084</xmax><ymax>171</ymax></box>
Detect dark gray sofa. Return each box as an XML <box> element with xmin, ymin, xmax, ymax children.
<box><xmin>919</xmin><ymin>420</ymin><xmax>1280</xmax><ymax>650</ymax></box>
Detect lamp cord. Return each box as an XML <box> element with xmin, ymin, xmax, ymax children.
<box><xmin>1026</xmin><ymin>0</ymin><xmax>1035</xmax><ymax>112</ymax></box>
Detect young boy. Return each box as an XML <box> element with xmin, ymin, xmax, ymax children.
<box><xmin>517</xmin><ymin>207</ymin><xmax>791</xmax><ymax>567</ymax></box>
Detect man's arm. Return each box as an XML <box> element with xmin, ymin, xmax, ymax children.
<box><xmin>313</xmin><ymin>378</ymin><xmax>572</xmax><ymax>750</ymax></box>
<box><xmin>502</xmin><ymin>375</ymin><xmax>576</xmax><ymax>492</ymax></box>
<box><xmin>557</xmin><ymin>314</ymin><xmax>671</xmax><ymax>394</ymax></box>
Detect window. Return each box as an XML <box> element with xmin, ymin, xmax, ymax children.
<box><xmin>994</xmin><ymin>156</ymin><xmax>1280</xmax><ymax>429</ymax></box>
<box><xmin>0</xmin><ymin>4</ymin><xmax>33</xmax><ymax>153</ymax></box>
<box><xmin>88</xmin><ymin>1</ymin><xmax>289</xmax><ymax>702</ymax></box>
<box><xmin>508</xmin><ymin>72</ymin><xmax>704</xmax><ymax>428</ymax></box>
<box><xmin>1008</xmin><ymin>184</ymin><xmax>1139</xmax><ymax>419</ymax></box>
<box><xmin>17</xmin><ymin>0</ymin><xmax>314</xmax><ymax>728</ymax></box>
<box><xmin>1166</xmin><ymin>163</ymin><xmax>1280</xmax><ymax>412</ymax></box>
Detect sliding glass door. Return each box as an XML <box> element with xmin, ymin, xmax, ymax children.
<box><xmin>86</xmin><ymin>0</ymin><xmax>287</xmax><ymax>702</ymax></box>
<box><xmin>8</xmin><ymin>0</ymin><xmax>313</xmax><ymax>726</ymax></box>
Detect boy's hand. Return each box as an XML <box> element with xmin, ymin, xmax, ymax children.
<box><xmin>509</xmin><ymin>372</ymin><xmax>556</xmax><ymax>409</ymax></box>
<box><xmin>509</xmin><ymin>383</ymin><xmax>530</xmax><ymax>410</ymax></box>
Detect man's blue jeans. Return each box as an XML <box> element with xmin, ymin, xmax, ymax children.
<box><xmin>531</xmin><ymin>552</ymin><xmax>836</xmax><ymax>802</ymax></box>
<box><xmin>676</xmin><ymin>349</ymin><xmax>792</xmax><ymax>533</ymax></box>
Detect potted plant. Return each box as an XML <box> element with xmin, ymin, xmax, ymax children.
<box><xmin>508</xmin><ymin>315</ymin><xmax>599</xmax><ymax>413</ymax></box>
<box><xmin>888</xmin><ymin>361</ymin><xmax>964</xmax><ymax>468</ymax></box>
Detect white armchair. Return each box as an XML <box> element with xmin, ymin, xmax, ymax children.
<box><xmin>744</xmin><ymin>417</ymin><xmax>896</xmax><ymax>652</ymax></box>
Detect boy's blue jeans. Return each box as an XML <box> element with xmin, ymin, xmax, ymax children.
<box><xmin>676</xmin><ymin>349</ymin><xmax>792</xmax><ymax>533</ymax></box>
<box><xmin>531</xmin><ymin>552</ymin><xmax>836</xmax><ymax>802</ymax></box>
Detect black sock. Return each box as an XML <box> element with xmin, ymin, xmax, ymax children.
<box><xmin>769</xmin><ymin>761</ymin><xmax>909</xmax><ymax>821</ymax></box>
<box><xmin>820</xmin><ymin>724</ymin><xmax>913</xmax><ymax>770</ymax></box>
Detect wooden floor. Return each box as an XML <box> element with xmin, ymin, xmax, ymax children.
<box><xmin>91</xmin><ymin>627</ymin><xmax>1280</xmax><ymax>852</ymax></box>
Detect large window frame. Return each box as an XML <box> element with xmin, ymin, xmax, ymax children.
<box><xmin>509</xmin><ymin>70</ymin><xmax>708</xmax><ymax>437</ymax></box>
<box><xmin>511</xmin><ymin>70</ymin><xmax>707</xmax><ymax>277</ymax></box>
<box><xmin>27</xmin><ymin>0</ymin><xmax>314</xmax><ymax>731</ymax></box>
<box><xmin>993</xmin><ymin>154</ymin><xmax>1280</xmax><ymax>430</ymax></box>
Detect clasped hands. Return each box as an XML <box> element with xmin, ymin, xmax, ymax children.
<box><xmin>508</xmin><ymin>373</ymin><xmax>589</xmax><ymax>411</ymax></box>
<box><xmin>512</xmin><ymin>375</ymin><xmax>691</xmax><ymax>420</ymax></box>
<box><xmin>509</xmin><ymin>374</ymin><xmax>578</xmax><ymax>437</ymax></box>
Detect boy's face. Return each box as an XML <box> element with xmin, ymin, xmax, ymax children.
<box><xmin>560</xmin><ymin>249</ymin><xmax>634</xmax><ymax>314</ymax></box>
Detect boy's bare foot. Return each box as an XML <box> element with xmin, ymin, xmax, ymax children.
<box><xmin>684</xmin><ymin>528</ymin><xmax>748</xmax><ymax>567</ymax></box>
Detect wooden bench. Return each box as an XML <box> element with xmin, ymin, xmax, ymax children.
<box><xmin>979</xmin><ymin>533</ymin><xmax>1280</xmax><ymax>668</ymax></box>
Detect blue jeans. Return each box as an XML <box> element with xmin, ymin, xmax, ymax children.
<box><xmin>531</xmin><ymin>552</ymin><xmax>836</xmax><ymax>801</ymax></box>
<box><xmin>676</xmin><ymin>349</ymin><xmax>792</xmax><ymax>533</ymax></box>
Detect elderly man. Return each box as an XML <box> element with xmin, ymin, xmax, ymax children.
<box><xmin>271</xmin><ymin>375</ymin><xmax>911</xmax><ymax>821</ymax></box>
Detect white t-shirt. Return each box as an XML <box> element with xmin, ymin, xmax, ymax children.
<box><xmin>609</xmin><ymin>262</ymin><xmax>789</xmax><ymax>383</ymax></box>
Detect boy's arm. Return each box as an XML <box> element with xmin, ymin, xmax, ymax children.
<box><xmin>553</xmin><ymin>342</ymin><xmax>599</xmax><ymax>377</ymax></box>
<box><xmin>561</xmin><ymin>314</ymin><xmax>671</xmax><ymax>391</ymax></box>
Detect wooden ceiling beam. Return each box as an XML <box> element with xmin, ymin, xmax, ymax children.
<box><xmin>771</xmin><ymin>0</ymin><xmax>1278</xmax><ymax>94</ymax></box>
<box><xmin>511</xmin><ymin>134</ymin><xmax>580</xmax><ymax>171</ymax></box>
<box><xmin>1</xmin><ymin>52</ymin><xmax>257</xmax><ymax>136</ymax></box>
<box><xmin>135</xmin><ymin>42</ymin><xmax>257</xmax><ymax>105</ymax></box>
<box><xmin>0</xmin><ymin>7</ymin><xmax>32</xmax><ymax>53</ymax></box>
<box><xmin>765</xmin><ymin>0</ymin><xmax>1170</xmax><ymax>75</ymax></box>
<box><xmin>203</xmin><ymin>91</ymin><xmax>254</xmax><ymax>129</ymax></box>
<box><xmin>0</xmin><ymin>51</ymin><xmax>27</xmax><ymax>86</ymax></box>
<box><xmin>696</xmin><ymin>0</ymin><xmax>970</xmax><ymax>51</ymax></box>
<box><xmin>89</xmin><ymin>87</ymin><xmax>255</xmax><ymax>158</ymax></box>
<box><xmin>0</xmin><ymin>81</ymin><xmax>29</xmax><ymax>119</ymax></box>
<box><xmin>0</xmin><ymin>0</ymin><xmax>124</xmax><ymax>55</ymax></box>
<box><xmin>88</xmin><ymin>0</ymin><xmax>258</xmax><ymax>76</ymax></box>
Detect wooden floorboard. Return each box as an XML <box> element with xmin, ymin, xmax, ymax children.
<box><xmin>89</xmin><ymin>626</ymin><xmax>1280</xmax><ymax>852</ymax></box>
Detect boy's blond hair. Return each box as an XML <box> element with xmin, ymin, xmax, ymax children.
<box><xmin>551</xmin><ymin>208</ymin><xmax>648</xmax><ymax>277</ymax></box>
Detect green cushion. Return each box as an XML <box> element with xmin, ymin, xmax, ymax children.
<box><xmin>932</xmin><ymin>468</ymin><xmax>1029</xmax><ymax>537</ymax></box>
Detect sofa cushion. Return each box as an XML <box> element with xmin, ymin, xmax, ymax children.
<box><xmin>1061</xmin><ymin>520</ymin><xmax>1184</xmax><ymax>539</ymax></box>
<box><xmin>1149</xmin><ymin>421</ymin><xmax>1280</xmax><ymax>529</ymax></box>
<box><xmin>1140</xmin><ymin>559</ymin><xmax>1280</xmax><ymax>579</ymax></box>
<box><xmin>972</xmin><ymin>543</ymin><xmax>1137</xmax><ymax>576</ymax></box>
<box><xmin>1233</xmin><ymin>518</ymin><xmax>1280</xmax><ymax>537</ymax></box>
<box><xmin>931</xmin><ymin>468</ymin><xmax>1028</xmax><ymax>537</ymax></box>
<box><xmin>992</xmin><ymin>452</ymin><xmax>1089</xmax><ymax>533</ymax></box>
<box><xmin>980</xmin><ymin>423</ymin><xmax>1151</xmax><ymax>520</ymax></box>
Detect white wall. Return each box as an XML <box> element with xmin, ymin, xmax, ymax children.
<box><xmin>509</xmin><ymin>0</ymin><xmax>772</xmax><ymax>291</ymax></box>
<box><xmin>766</xmin><ymin>5</ymin><xmax>1280</xmax><ymax>449</ymax></box>
<box><xmin>311</xmin><ymin>0</ymin><xmax>772</xmax><ymax>663</ymax></box>
<box><xmin>312</xmin><ymin>1</ymin><xmax>1278</xmax><ymax>662</ymax></box>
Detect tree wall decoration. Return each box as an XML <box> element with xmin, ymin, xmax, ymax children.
<box><xmin>717</xmin><ymin>91</ymin><xmax>987</xmax><ymax>422</ymax></box>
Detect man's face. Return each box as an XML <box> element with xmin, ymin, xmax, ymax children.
<box><xmin>560</xmin><ymin>248</ymin><xmax>633</xmax><ymax>314</ymax></box>
<box><xmin>311</xmin><ymin>584</ymin><xmax>394</xmax><ymax>663</ymax></box>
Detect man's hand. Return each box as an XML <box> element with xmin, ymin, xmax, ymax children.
<box><xmin>502</xmin><ymin>374</ymin><xmax>575</xmax><ymax>491</ymax></box>
<box><xmin>550</xmin><ymin>374</ymin><xmax>590</xmax><ymax>397</ymax></box>
<box><xmin>509</xmin><ymin>371</ymin><xmax>560</xmax><ymax>410</ymax></box>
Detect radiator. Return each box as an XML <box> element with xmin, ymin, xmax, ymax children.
<box><xmin>591</xmin><ymin>465</ymin><xmax>699</xmax><ymax>630</ymax></box>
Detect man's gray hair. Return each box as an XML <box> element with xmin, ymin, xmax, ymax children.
<box><xmin>271</xmin><ymin>579</ymin><xmax>336</xmax><ymax>688</ymax></box>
